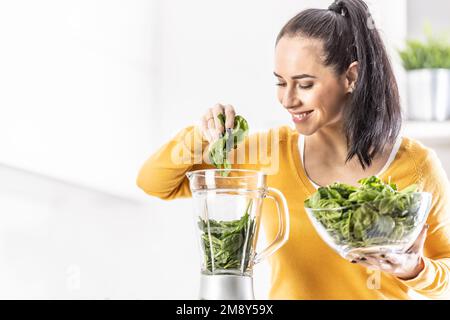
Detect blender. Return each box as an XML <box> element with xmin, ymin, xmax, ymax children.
<box><xmin>186</xmin><ymin>169</ymin><xmax>290</xmax><ymax>300</ymax></box>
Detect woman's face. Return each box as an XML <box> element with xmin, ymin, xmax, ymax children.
<box><xmin>274</xmin><ymin>36</ymin><xmax>350</xmax><ymax>135</ymax></box>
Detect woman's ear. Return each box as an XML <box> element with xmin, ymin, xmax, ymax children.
<box><xmin>346</xmin><ymin>61</ymin><xmax>358</xmax><ymax>93</ymax></box>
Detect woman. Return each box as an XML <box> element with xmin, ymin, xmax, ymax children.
<box><xmin>137</xmin><ymin>0</ymin><xmax>450</xmax><ymax>299</ymax></box>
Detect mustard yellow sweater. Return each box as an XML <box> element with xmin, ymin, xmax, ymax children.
<box><xmin>137</xmin><ymin>125</ymin><xmax>450</xmax><ymax>299</ymax></box>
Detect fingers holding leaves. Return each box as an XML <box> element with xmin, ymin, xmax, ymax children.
<box><xmin>201</xmin><ymin>109</ymin><xmax>215</xmax><ymax>143</ymax></box>
<box><xmin>212</xmin><ymin>104</ymin><xmax>226</xmax><ymax>139</ymax></box>
<box><xmin>224</xmin><ymin>104</ymin><xmax>236</xmax><ymax>129</ymax></box>
<box><xmin>208</xmin><ymin>111</ymin><xmax>249</xmax><ymax>176</ymax></box>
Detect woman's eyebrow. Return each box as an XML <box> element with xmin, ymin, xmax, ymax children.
<box><xmin>273</xmin><ymin>71</ymin><xmax>316</xmax><ymax>79</ymax></box>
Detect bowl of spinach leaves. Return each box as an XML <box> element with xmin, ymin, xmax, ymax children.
<box><xmin>304</xmin><ymin>176</ymin><xmax>432</xmax><ymax>259</ymax></box>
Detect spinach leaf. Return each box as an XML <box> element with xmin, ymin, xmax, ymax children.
<box><xmin>304</xmin><ymin>176</ymin><xmax>421</xmax><ymax>247</ymax></box>
<box><xmin>208</xmin><ymin>114</ymin><xmax>249</xmax><ymax>176</ymax></box>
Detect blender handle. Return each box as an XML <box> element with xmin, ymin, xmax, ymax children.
<box><xmin>253</xmin><ymin>187</ymin><xmax>290</xmax><ymax>264</ymax></box>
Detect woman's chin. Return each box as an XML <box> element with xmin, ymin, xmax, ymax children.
<box><xmin>294</xmin><ymin>122</ymin><xmax>318</xmax><ymax>136</ymax></box>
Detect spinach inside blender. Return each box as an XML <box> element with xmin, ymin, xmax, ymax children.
<box><xmin>198</xmin><ymin>199</ymin><xmax>256</xmax><ymax>274</ymax></box>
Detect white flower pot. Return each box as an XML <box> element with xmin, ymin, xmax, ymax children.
<box><xmin>407</xmin><ymin>68</ymin><xmax>450</xmax><ymax>121</ymax></box>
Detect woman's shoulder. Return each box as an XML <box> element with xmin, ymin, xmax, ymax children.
<box><xmin>399</xmin><ymin>136</ymin><xmax>439</xmax><ymax>166</ymax></box>
<box><xmin>398</xmin><ymin>135</ymin><xmax>449</xmax><ymax>187</ymax></box>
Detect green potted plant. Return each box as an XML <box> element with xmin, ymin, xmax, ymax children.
<box><xmin>398</xmin><ymin>28</ymin><xmax>450</xmax><ymax>121</ymax></box>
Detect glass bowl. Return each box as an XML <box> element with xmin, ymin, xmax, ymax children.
<box><xmin>304</xmin><ymin>192</ymin><xmax>432</xmax><ymax>260</ymax></box>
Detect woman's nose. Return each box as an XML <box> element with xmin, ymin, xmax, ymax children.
<box><xmin>281</xmin><ymin>87</ymin><xmax>301</xmax><ymax>109</ymax></box>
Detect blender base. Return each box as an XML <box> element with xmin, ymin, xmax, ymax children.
<box><xmin>199</xmin><ymin>274</ymin><xmax>255</xmax><ymax>300</ymax></box>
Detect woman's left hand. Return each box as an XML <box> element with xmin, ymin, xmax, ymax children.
<box><xmin>350</xmin><ymin>224</ymin><xmax>429</xmax><ymax>280</ymax></box>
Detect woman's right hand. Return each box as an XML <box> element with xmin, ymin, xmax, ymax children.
<box><xmin>199</xmin><ymin>104</ymin><xmax>236</xmax><ymax>144</ymax></box>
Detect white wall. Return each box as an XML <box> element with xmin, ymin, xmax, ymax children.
<box><xmin>407</xmin><ymin>0</ymin><xmax>450</xmax><ymax>39</ymax></box>
<box><xmin>0</xmin><ymin>0</ymin><xmax>157</xmax><ymax>199</ymax></box>
<box><xmin>0</xmin><ymin>165</ymin><xmax>197</xmax><ymax>299</ymax></box>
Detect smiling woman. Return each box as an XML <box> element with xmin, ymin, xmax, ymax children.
<box><xmin>274</xmin><ymin>3</ymin><xmax>401</xmax><ymax>170</ymax></box>
<box><xmin>137</xmin><ymin>0</ymin><xmax>450</xmax><ymax>300</ymax></box>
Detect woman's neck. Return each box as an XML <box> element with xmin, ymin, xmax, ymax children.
<box><xmin>307</xmin><ymin>123</ymin><xmax>353</xmax><ymax>167</ymax></box>
<box><xmin>305</xmin><ymin>122</ymin><xmax>394</xmax><ymax>172</ymax></box>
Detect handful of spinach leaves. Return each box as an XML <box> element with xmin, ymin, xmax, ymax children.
<box><xmin>198</xmin><ymin>200</ymin><xmax>255</xmax><ymax>273</ymax></box>
<box><xmin>208</xmin><ymin>113</ymin><xmax>249</xmax><ymax>176</ymax></box>
<box><xmin>304</xmin><ymin>176</ymin><xmax>422</xmax><ymax>247</ymax></box>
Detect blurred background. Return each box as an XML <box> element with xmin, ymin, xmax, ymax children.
<box><xmin>0</xmin><ymin>0</ymin><xmax>449</xmax><ymax>299</ymax></box>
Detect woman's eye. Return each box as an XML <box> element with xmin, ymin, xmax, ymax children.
<box><xmin>275</xmin><ymin>82</ymin><xmax>313</xmax><ymax>89</ymax></box>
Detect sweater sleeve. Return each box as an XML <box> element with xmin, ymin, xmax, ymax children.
<box><xmin>136</xmin><ymin>125</ymin><xmax>213</xmax><ymax>200</ymax></box>
<box><xmin>400</xmin><ymin>148</ymin><xmax>450</xmax><ymax>299</ymax></box>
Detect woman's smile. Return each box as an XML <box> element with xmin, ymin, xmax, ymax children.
<box><xmin>291</xmin><ymin>110</ymin><xmax>315</xmax><ymax>123</ymax></box>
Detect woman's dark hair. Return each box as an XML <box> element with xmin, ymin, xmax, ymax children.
<box><xmin>276</xmin><ymin>0</ymin><xmax>402</xmax><ymax>169</ymax></box>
